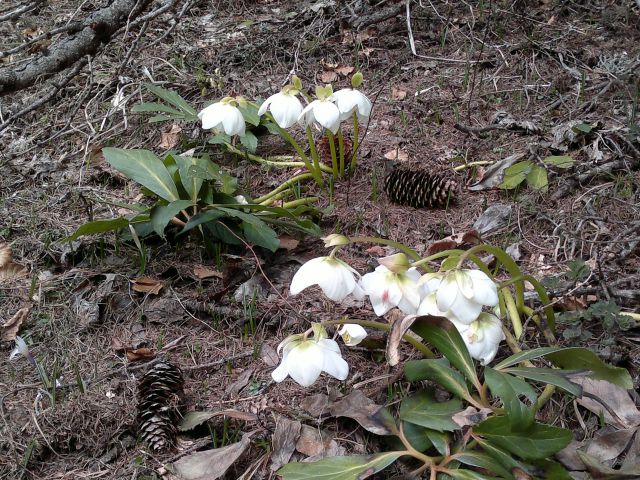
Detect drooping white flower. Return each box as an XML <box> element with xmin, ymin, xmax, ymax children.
<box><xmin>198</xmin><ymin>99</ymin><xmax>245</xmax><ymax>136</ymax></box>
<box><xmin>258</xmin><ymin>90</ymin><xmax>303</xmax><ymax>129</ymax></box>
<box><xmin>331</xmin><ymin>88</ymin><xmax>372</xmax><ymax>121</ymax></box>
<box><xmin>298</xmin><ymin>99</ymin><xmax>341</xmax><ymax>134</ymax></box>
<box><xmin>8</xmin><ymin>335</ymin><xmax>28</xmax><ymax>361</ymax></box>
<box><xmin>454</xmin><ymin>313</ymin><xmax>505</xmax><ymax>365</ymax></box>
<box><xmin>361</xmin><ymin>254</ymin><xmax>423</xmax><ymax>316</ymax></box>
<box><xmin>290</xmin><ymin>256</ymin><xmax>364</xmax><ymax>302</ymax></box>
<box><xmin>338</xmin><ymin>324</ymin><xmax>368</xmax><ymax>346</ymax></box>
<box><xmin>234</xmin><ymin>195</ymin><xmax>249</xmax><ymax>205</ymax></box>
<box><xmin>436</xmin><ymin>269</ymin><xmax>499</xmax><ymax>324</ymax></box>
<box><xmin>271</xmin><ymin>336</ymin><xmax>348</xmax><ymax>387</ymax></box>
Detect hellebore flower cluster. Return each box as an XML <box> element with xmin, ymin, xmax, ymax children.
<box><xmin>278</xmin><ymin>249</ymin><xmax>505</xmax><ymax>386</ymax></box>
<box><xmin>197</xmin><ymin>81</ymin><xmax>372</xmax><ymax>137</ymax></box>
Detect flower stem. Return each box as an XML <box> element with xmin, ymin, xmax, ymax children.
<box><xmin>348</xmin><ymin>236</ymin><xmax>421</xmax><ymax>261</ymax></box>
<box><xmin>282</xmin><ymin>197</ymin><xmax>318</xmax><ymax>208</ymax></box>
<box><xmin>533</xmin><ymin>384</ymin><xmax>556</xmax><ymax>413</ymax></box>
<box><xmin>337</xmin><ymin>129</ymin><xmax>345</xmax><ymax>177</ymax></box>
<box><xmin>349</xmin><ymin>112</ymin><xmax>359</xmax><ymax>176</ymax></box>
<box><xmin>253</xmin><ymin>173</ymin><xmax>314</xmax><ymax>204</ymax></box>
<box><xmin>306</xmin><ymin>126</ymin><xmax>323</xmax><ymax>187</ymax></box>
<box><xmin>322</xmin><ymin>319</ymin><xmax>435</xmax><ymax>358</ymax></box>
<box><xmin>327</xmin><ymin>131</ymin><xmax>339</xmax><ymax>179</ymax></box>
<box><xmin>275</xmin><ymin>122</ymin><xmax>324</xmax><ymax>187</ymax></box>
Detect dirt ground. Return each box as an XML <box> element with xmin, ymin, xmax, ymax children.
<box><xmin>1</xmin><ymin>0</ymin><xmax>639</xmax><ymax>478</ymax></box>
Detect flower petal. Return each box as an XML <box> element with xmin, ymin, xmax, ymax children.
<box><xmin>198</xmin><ymin>102</ymin><xmax>225</xmax><ymax>130</ymax></box>
<box><xmin>221</xmin><ymin>105</ymin><xmax>246</xmax><ymax>136</ymax></box>
<box><xmin>312</xmin><ymin>100</ymin><xmax>341</xmax><ymax>134</ymax></box>
<box><xmin>319</xmin><ymin>340</ymin><xmax>349</xmax><ymax>380</ymax></box>
<box><xmin>449</xmin><ymin>295</ymin><xmax>483</xmax><ymax>324</ymax></box>
<box><xmin>271</xmin><ymin>362</ymin><xmax>289</xmax><ymax>382</ymax></box>
<box><xmin>290</xmin><ymin>257</ymin><xmax>326</xmax><ymax>296</ymax></box>
<box><xmin>468</xmin><ymin>270</ymin><xmax>499</xmax><ymax>306</ymax></box>
<box><xmin>285</xmin><ymin>342</ymin><xmax>323</xmax><ymax>387</ymax></box>
<box><xmin>436</xmin><ymin>275</ymin><xmax>459</xmax><ymax>312</ymax></box>
<box><xmin>338</xmin><ymin>324</ymin><xmax>367</xmax><ymax>346</ymax></box>
<box><xmin>270</xmin><ymin>94</ymin><xmax>303</xmax><ymax>129</ymax></box>
<box><xmin>257</xmin><ymin>94</ymin><xmax>274</xmax><ymax>116</ymax></box>
<box><xmin>456</xmin><ymin>270</ymin><xmax>475</xmax><ymax>299</ymax></box>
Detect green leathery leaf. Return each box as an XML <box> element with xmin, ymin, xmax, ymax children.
<box><xmin>241</xmin><ymin>219</ymin><xmax>280</xmax><ymax>252</ymax></box>
<box><xmin>546</xmin><ymin>347</ymin><xmax>633</xmax><ymax>389</ymax></box>
<box><xmin>239</xmin><ymin>131</ymin><xmax>258</xmax><ymax>152</ymax></box>
<box><xmin>526</xmin><ymin>165</ymin><xmax>548</xmax><ymax>191</ymax></box>
<box><xmin>410</xmin><ymin>316</ymin><xmax>480</xmax><ymax>389</ymax></box>
<box><xmin>543</xmin><ymin>155</ymin><xmax>574</xmax><ymax>169</ymax></box>
<box><xmin>483</xmin><ymin>368</ymin><xmax>535</xmax><ymax>430</ymax></box>
<box><xmin>399</xmin><ymin>390</ymin><xmax>463</xmax><ymax>432</ymax></box>
<box><xmin>404</xmin><ymin>358</ymin><xmax>471</xmax><ymax>400</ymax></box>
<box><xmin>453</xmin><ymin>451</ymin><xmax>514</xmax><ymax>479</ymax></box>
<box><xmin>150</xmin><ymin>200</ymin><xmax>193</xmax><ymax>237</ymax></box>
<box><xmin>103</xmin><ymin>148</ymin><xmax>180</xmax><ymax>202</ymax></box>
<box><xmin>65</xmin><ymin>217</ymin><xmax>130</xmax><ymax>241</ymax></box>
<box><xmin>445</xmin><ymin>469</ymin><xmax>502</xmax><ymax>480</ymax></box>
<box><xmin>144</xmin><ymin>83</ymin><xmax>197</xmax><ymax>117</ymax></box>
<box><xmin>277</xmin><ymin>452</ymin><xmax>403</xmax><ymax>480</ymax></box>
<box><xmin>180</xmin><ymin>210</ymin><xmax>226</xmax><ymax>234</ymax></box>
<box><xmin>172</xmin><ymin>155</ymin><xmax>209</xmax><ymax>203</ymax></box>
<box><xmin>473</xmin><ymin>416</ymin><xmax>572</xmax><ymax>460</ymax></box>
<box><xmin>502</xmin><ymin>367</ymin><xmax>582</xmax><ymax>397</ymax></box>
<box><xmin>494</xmin><ymin>347</ymin><xmax>566</xmax><ymax>369</ymax></box>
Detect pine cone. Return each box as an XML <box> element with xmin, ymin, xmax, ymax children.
<box><xmin>384</xmin><ymin>167</ymin><xmax>456</xmax><ymax>208</ymax></box>
<box><xmin>137</xmin><ymin>361</ymin><xmax>184</xmax><ymax>452</ymax></box>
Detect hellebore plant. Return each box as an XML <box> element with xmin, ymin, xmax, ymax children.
<box><xmin>277</xmin><ymin>235</ymin><xmax>633</xmax><ymax>480</ymax></box>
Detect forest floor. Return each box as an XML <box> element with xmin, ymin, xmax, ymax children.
<box><xmin>1</xmin><ymin>0</ymin><xmax>639</xmax><ymax>479</ymax></box>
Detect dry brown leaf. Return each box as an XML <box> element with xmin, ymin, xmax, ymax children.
<box><xmin>0</xmin><ymin>244</ymin><xmax>28</xmax><ymax>281</ymax></box>
<box><xmin>159</xmin><ymin>124</ymin><xmax>182</xmax><ymax>150</ymax></box>
<box><xmin>451</xmin><ymin>406</ymin><xmax>492</xmax><ymax>427</ymax></box>
<box><xmin>260</xmin><ymin>343</ymin><xmax>279</xmax><ymax>367</ymax></box>
<box><xmin>278</xmin><ymin>235</ymin><xmax>299</xmax><ymax>251</ymax></box>
<box><xmin>365</xmin><ymin>245</ymin><xmax>386</xmax><ymax>256</ymax></box>
<box><xmin>387</xmin><ymin>314</ymin><xmax>419</xmax><ymax>366</ymax></box>
<box><xmin>295</xmin><ymin>425</ymin><xmax>345</xmax><ymax>457</ymax></box>
<box><xmin>1</xmin><ymin>306</ymin><xmax>31</xmax><ymax>342</ymax></box>
<box><xmin>329</xmin><ymin>390</ymin><xmax>393</xmax><ymax>436</ymax></box>
<box><xmin>132</xmin><ymin>276</ymin><xmax>163</xmax><ymax>295</ymax></box>
<box><xmin>426</xmin><ymin>230</ymin><xmax>481</xmax><ymax>256</ymax></box>
<box><xmin>319</xmin><ymin>70</ymin><xmax>338</xmax><ymax>83</ymax></box>
<box><xmin>570</xmin><ymin>375</ymin><xmax>640</xmax><ymax>429</ymax></box>
<box><xmin>167</xmin><ymin>432</ymin><xmax>253</xmax><ymax>480</ymax></box>
<box><xmin>226</xmin><ymin>367</ymin><xmax>254</xmax><ymax>399</ymax></box>
<box><xmin>193</xmin><ymin>265</ymin><xmax>223</xmax><ymax>280</ymax></box>
<box><xmin>270</xmin><ymin>416</ymin><xmax>302</xmax><ymax>472</ymax></box>
<box><xmin>383</xmin><ymin>147</ymin><xmax>408</xmax><ymax>162</ymax></box>
<box><xmin>126</xmin><ymin>347</ymin><xmax>156</xmax><ymax>362</ymax></box>
<box><xmin>334</xmin><ymin>65</ymin><xmax>354</xmax><ymax>76</ymax></box>
<box><xmin>392</xmin><ymin>87</ymin><xmax>407</xmax><ymax>100</ymax></box>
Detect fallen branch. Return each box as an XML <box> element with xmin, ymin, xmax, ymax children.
<box><xmin>0</xmin><ymin>0</ymin><xmax>153</xmax><ymax>96</ymax></box>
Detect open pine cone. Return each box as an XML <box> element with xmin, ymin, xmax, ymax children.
<box><xmin>137</xmin><ymin>361</ymin><xmax>184</xmax><ymax>452</ymax></box>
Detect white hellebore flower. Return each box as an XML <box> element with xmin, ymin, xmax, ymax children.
<box><xmin>456</xmin><ymin>313</ymin><xmax>505</xmax><ymax>365</ymax></box>
<box><xmin>361</xmin><ymin>253</ymin><xmax>423</xmax><ymax>316</ymax></box>
<box><xmin>198</xmin><ymin>98</ymin><xmax>245</xmax><ymax>136</ymax></box>
<box><xmin>298</xmin><ymin>98</ymin><xmax>341</xmax><ymax>134</ymax></box>
<box><xmin>436</xmin><ymin>269</ymin><xmax>499</xmax><ymax>324</ymax></box>
<box><xmin>258</xmin><ymin>89</ymin><xmax>303</xmax><ymax>129</ymax></box>
<box><xmin>331</xmin><ymin>88</ymin><xmax>372</xmax><ymax>121</ymax></box>
<box><xmin>290</xmin><ymin>256</ymin><xmax>364</xmax><ymax>302</ymax></box>
<box><xmin>338</xmin><ymin>324</ymin><xmax>368</xmax><ymax>346</ymax></box>
<box><xmin>272</xmin><ymin>336</ymin><xmax>348</xmax><ymax>387</ymax></box>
